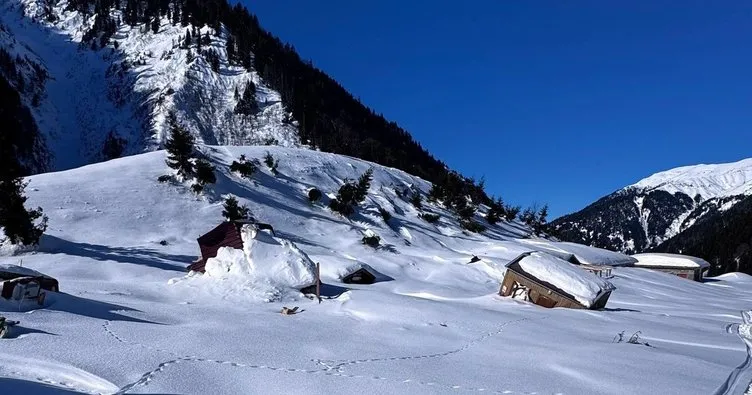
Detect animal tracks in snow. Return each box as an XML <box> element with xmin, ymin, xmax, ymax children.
<box><xmin>115</xmin><ymin>355</ymin><xmax>550</xmax><ymax>395</ymax></box>
<box><xmin>314</xmin><ymin>317</ymin><xmax>535</xmax><ymax>372</ymax></box>
<box><xmin>103</xmin><ymin>316</ymin><xmax>555</xmax><ymax>394</ymax></box>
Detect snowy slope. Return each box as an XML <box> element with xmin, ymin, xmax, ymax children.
<box><xmin>1</xmin><ymin>147</ymin><xmax>751</xmax><ymax>394</ymax></box>
<box><xmin>0</xmin><ymin>0</ymin><xmax>298</xmax><ymax>171</ymax></box>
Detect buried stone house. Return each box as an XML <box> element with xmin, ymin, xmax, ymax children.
<box><xmin>500</xmin><ymin>252</ymin><xmax>615</xmax><ymax>310</ymax></box>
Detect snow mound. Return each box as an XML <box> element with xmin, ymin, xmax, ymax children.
<box><xmin>203</xmin><ymin>226</ymin><xmax>317</xmax><ymax>296</ymax></box>
<box><xmin>632</xmin><ymin>253</ymin><xmax>710</xmax><ymax>269</ymax></box>
<box><xmin>515</xmin><ymin>252</ymin><xmax>615</xmax><ymax>308</ymax></box>
<box><xmin>712</xmin><ymin>272</ymin><xmax>752</xmax><ymax>282</ymax></box>
<box><xmin>516</xmin><ymin>239</ymin><xmax>637</xmax><ymax>267</ymax></box>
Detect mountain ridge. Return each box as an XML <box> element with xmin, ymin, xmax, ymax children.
<box><xmin>552</xmin><ymin>157</ymin><xmax>752</xmax><ymax>274</ymax></box>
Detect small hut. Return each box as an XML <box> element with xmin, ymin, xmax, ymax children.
<box><xmin>500</xmin><ymin>252</ymin><xmax>614</xmax><ymax>310</ymax></box>
<box><xmin>631</xmin><ymin>253</ymin><xmax>710</xmax><ymax>281</ymax></box>
<box><xmin>342</xmin><ymin>267</ymin><xmax>376</xmax><ymax>284</ymax></box>
<box><xmin>188</xmin><ymin>220</ymin><xmax>275</xmax><ymax>272</ymax></box>
<box><xmin>0</xmin><ymin>264</ymin><xmax>59</xmax><ymax>301</ymax></box>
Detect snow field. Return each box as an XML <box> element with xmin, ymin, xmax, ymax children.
<box><xmin>0</xmin><ymin>147</ymin><xmax>750</xmax><ymax>394</ymax></box>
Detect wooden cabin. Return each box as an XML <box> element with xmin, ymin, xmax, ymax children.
<box><xmin>188</xmin><ymin>220</ymin><xmax>275</xmax><ymax>272</ymax></box>
<box><xmin>342</xmin><ymin>267</ymin><xmax>376</xmax><ymax>284</ymax></box>
<box><xmin>0</xmin><ymin>264</ymin><xmax>59</xmax><ymax>300</ymax></box>
<box><xmin>499</xmin><ymin>253</ymin><xmax>613</xmax><ymax>310</ymax></box>
<box><xmin>631</xmin><ymin>253</ymin><xmax>709</xmax><ymax>282</ymax></box>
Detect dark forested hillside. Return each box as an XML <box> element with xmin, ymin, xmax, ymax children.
<box><xmin>653</xmin><ymin>195</ymin><xmax>752</xmax><ymax>275</ymax></box>
<box><xmin>0</xmin><ymin>74</ymin><xmax>46</xmax><ymax>176</ymax></box>
<box><xmin>550</xmin><ymin>188</ymin><xmax>698</xmax><ymax>254</ymax></box>
<box><xmin>63</xmin><ymin>0</ymin><xmax>471</xmax><ymax>191</ymax></box>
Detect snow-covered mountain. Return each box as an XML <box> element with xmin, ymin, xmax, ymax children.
<box><xmin>2</xmin><ymin>146</ymin><xmax>750</xmax><ymax>394</ymax></box>
<box><xmin>0</xmin><ymin>0</ymin><xmax>298</xmax><ymax>172</ymax></box>
<box><xmin>551</xmin><ymin>158</ymin><xmax>752</xmax><ymax>259</ymax></box>
<box><xmin>632</xmin><ymin>158</ymin><xmax>752</xmax><ymax>199</ymax></box>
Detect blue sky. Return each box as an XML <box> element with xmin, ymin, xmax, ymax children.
<box><xmin>241</xmin><ymin>0</ymin><xmax>752</xmax><ymax>218</ymax></box>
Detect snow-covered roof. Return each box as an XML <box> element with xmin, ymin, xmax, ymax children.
<box><xmin>0</xmin><ymin>264</ymin><xmax>52</xmax><ymax>279</ymax></box>
<box><xmin>516</xmin><ymin>239</ymin><xmax>637</xmax><ymax>267</ymax></box>
<box><xmin>631</xmin><ymin>253</ymin><xmax>710</xmax><ymax>269</ymax></box>
<box><xmin>510</xmin><ymin>252</ymin><xmax>615</xmax><ymax>308</ymax></box>
<box><xmin>328</xmin><ymin>262</ymin><xmax>375</xmax><ymax>280</ymax></box>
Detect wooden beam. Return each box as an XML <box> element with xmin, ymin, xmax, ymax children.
<box><xmin>316</xmin><ymin>262</ymin><xmax>321</xmax><ymax>304</ymax></box>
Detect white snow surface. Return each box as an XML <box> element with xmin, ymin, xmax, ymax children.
<box><xmin>515</xmin><ymin>252</ymin><xmax>614</xmax><ymax>308</ymax></box>
<box><xmin>0</xmin><ymin>146</ymin><xmax>751</xmax><ymax>395</ymax></box>
<box><xmin>630</xmin><ymin>157</ymin><xmax>752</xmax><ymax>200</ymax></box>
<box><xmin>632</xmin><ymin>253</ymin><xmax>711</xmax><ymax>269</ymax></box>
<box><xmin>517</xmin><ymin>239</ymin><xmax>638</xmax><ymax>266</ymax></box>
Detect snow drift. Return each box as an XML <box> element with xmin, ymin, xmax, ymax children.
<box><xmin>202</xmin><ymin>225</ymin><xmax>317</xmax><ymax>297</ymax></box>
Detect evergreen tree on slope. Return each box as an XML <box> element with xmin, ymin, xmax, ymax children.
<box><xmin>0</xmin><ymin>100</ymin><xmax>47</xmax><ymax>246</ymax></box>
<box><xmin>164</xmin><ymin>113</ymin><xmax>195</xmax><ymax>179</ymax></box>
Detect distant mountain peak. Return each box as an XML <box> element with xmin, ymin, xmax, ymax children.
<box><xmin>628</xmin><ymin>158</ymin><xmax>752</xmax><ymax>201</ymax></box>
<box><xmin>551</xmin><ymin>158</ymin><xmax>752</xmax><ymax>273</ymax></box>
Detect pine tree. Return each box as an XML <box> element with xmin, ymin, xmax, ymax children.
<box><xmin>486</xmin><ymin>197</ymin><xmax>504</xmax><ymax>225</ymax></box>
<box><xmin>263</xmin><ymin>151</ymin><xmax>278</xmax><ymax>174</ymax></box>
<box><xmin>504</xmin><ymin>205</ymin><xmax>521</xmax><ymax>221</ymax></box>
<box><xmin>171</xmin><ymin>2</ymin><xmax>180</xmax><ymax>25</ymax></box>
<box><xmin>229</xmin><ymin>155</ymin><xmax>257</xmax><ymax>179</ymax></box>
<box><xmin>537</xmin><ymin>204</ymin><xmax>549</xmax><ymax>225</ymax></box>
<box><xmin>222</xmin><ymin>196</ymin><xmax>250</xmax><ymax>222</ymax></box>
<box><xmin>194</xmin><ymin>158</ymin><xmax>216</xmax><ymax>185</ymax></box>
<box><xmin>410</xmin><ymin>193</ymin><xmax>422</xmax><ymax>210</ymax></box>
<box><xmin>207</xmin><ymin>49</ymin><xmax>220</xmax><ymax>72</ymax></box>
<box><xmin>0</xmin><ymin>133</ymin><xmax>47</xmax><ymax>246</ymax></box>
<box><xmin>164</xmin><ymin>113</ymin><xmax>195</xmax><ymax>179</ymax></box>
<box><xmin>183</xmin><ymin>29</ymin><xmax>191</xmax><ymax>48</ymax></box>
<box><xmin>234</xmin><ymin>80</ymin><xmax>258</xmax><ymax>116</ymax></box>
<box><xmin>535</xmin><ymin>204</ymin><xmax>549</xmax><ymax>235</ymax></box>
<box><xmin>102</xmin><ymin>131</ymin><xmax>126</xmax><ymax>160</ymax></box>
<box><xmin>354</xmin><ymin>168</ymin><xmax>373</xmax><ymax>203</ymax></box>
<box><xmin>226</xmin><ymin>35</ymin><xmax>236</xmax><ymax>63</ymax></box>
<box><xmin>520</xmin><ymin>207</ymin><xmax>537</xmax><ymax>227</ymax></box>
